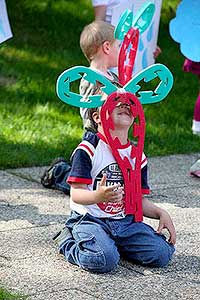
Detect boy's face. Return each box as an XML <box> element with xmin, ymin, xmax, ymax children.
<box><xmin>92</xmin><ymin>102</ymin><xmax>134</xmax><ymax>132</ymax></box>
<box><xmin>110</xmin><ymin>103</ymin><xmax>134</xmax><ymax>128</ymax></box>
<box><xmin>109</xmin><ymin>39</ymin><xmax>121</xmax><ymax>68</ymax></box>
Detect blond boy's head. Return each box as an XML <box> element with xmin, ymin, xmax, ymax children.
<box><xmin>80</xmin><ymin>21</ymin><xmax>115</xmax><ymax>62</ymax></box>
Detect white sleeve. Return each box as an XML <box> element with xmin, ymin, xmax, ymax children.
<box><xmin>92</xmin><ymin>0</ymin><xmax>109</xmax><ymax>7</ymax></box>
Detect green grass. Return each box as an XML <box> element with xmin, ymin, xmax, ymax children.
<box><xmin>0</xmin><ymin>0</ymin><xmax>199</xmax><ymax>169</ymax></box>
<box><xmin>0</xmin><ymin>287</ymin><xmax>26</xmax><ymax>300</ymax></box>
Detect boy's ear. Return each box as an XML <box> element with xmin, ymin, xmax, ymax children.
<box><xmin>102</xmin><ymin>41</ymin><xmax>111</xmax><ymax>55</ymax></box>
<box><xmin>92</xmin><ymin>111</ymin><xmax>101</xmax><ymax>125</ymax></box>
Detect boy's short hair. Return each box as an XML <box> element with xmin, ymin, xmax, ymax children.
<box><xmin>80</xmin><ymin>20</ymin><xmax>115</xmax><ymax>62</ymax></box>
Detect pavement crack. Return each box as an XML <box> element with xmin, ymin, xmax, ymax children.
<box><xmin>28</xmin><ymin>288</ymin><xmax>101</xmax><ymax>299</ymax></box>
<box><xmin>0</xmin><ymin>222</ymin><xmax>65</xmax><ymax>233</ymax></box>
<box><xmin>121</xmin><ymin>264</ymin><xmax>145</xmax><ymax>275</ymax></box>
<box><xmin>5</xmin><ymin>170</ymin><xmax>40</xmax><ymax>184</ymax></box>
<box><xmin>0</xmin><ymin>254</ymin><xmax>11</xmax><ymax>261</ymax></box>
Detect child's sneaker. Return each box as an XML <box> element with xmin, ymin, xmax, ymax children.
<box><xmin>190</xmin><ymin>159</ymin><xmax>200</xmax><ymax>178</ymax></box>
<box><xmin>53</xmin><ymin>227</ymin><xmax>73</xmax><ymax>249</ymax></box>
<box><xmin>41</xmin><ymin>157</ymin><xmax>71</xmax><ymax>195</ymax></box>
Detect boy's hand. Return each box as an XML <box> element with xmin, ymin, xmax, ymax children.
<box><xmin>95</xmin><ymin>174</ymin><xmax>123</xmax><ymax>203</ymax></box>
<box><xmin>157</xmin><ymin>210</ymin><xmax>176</xmax><ymax>245</ymax></box>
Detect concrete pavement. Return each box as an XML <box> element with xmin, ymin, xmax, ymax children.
<box><xmin>0</xmin><ymin>153</ymin><xmax>200</xmax><ymax>299</ymax></box>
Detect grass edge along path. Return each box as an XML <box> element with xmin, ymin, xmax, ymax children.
<box><xmin>0</xmin><ymin>286</ymin><xmax>27</xmax><ymax>300</ymax></box>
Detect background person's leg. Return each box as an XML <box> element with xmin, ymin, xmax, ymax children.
<box><xmin>192</xmin><ymin>93</ymin><xmax>200</xmax><ymax>135</ymax></box>
<box><xmin>190</xmin><ymin>157</ymin><xmax>200</xmax><ymax>177</ymax></box>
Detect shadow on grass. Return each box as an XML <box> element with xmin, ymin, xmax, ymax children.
<box><xmin>0</xmin><ymin>134</ymin><xmax>80</xmax><ymax>168</ymax></box>
<box><xmin>7</xmin><ymin>0</ymin><xmax>92</xmax><ymax>50</ymax></box>
<box><xmin>0</xmin><ymin>0</ymin><xmax>91</xmax><ymax>106</ymax></box>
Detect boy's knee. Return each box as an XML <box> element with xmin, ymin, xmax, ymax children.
<box><xmin>79</xmin><ymin>246</ymin><xmax>120</xmax><ymax>273</ymax></box>
<box><xmin>151</xmin><ymin>242</ymin><xmax>175</xmax><ymax>268</ymax></box>
<box><xmin>72</xmin><ymin>225</ymin><xmax>120</xmax><ymax>273</ymax></box>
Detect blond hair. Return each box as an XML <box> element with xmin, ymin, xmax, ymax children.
<box><xmin>80</xmin><ymin>21</ymin><xmax>115</xmax><ymax>62</ymax></box>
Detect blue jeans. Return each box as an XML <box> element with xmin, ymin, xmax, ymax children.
<box><xmin>60</xmin><ymin>211</ymin><xmax>175</xmax><ymax>273</ymax></box>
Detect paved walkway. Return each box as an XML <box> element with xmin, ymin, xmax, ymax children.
<box><xmin>0</xmin><ymin>153</ymin><xmax>200</xmax><ymax>300</ymax></box>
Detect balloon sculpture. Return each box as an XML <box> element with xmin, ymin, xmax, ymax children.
<box><xmin>56</xmin><ymin>1</ymin><xmax>173</xmax><ymax>221</ymax></box>
<box><xmin>169</xmin><ymin>0</ymin><xmax>200</xmax><ymax>63</ymax></box>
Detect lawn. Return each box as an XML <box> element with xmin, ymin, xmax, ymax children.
<box><xmin>0</xmin><ymin>287</ymin><xmax>26</xmax><ymax>299</ymax></box>
<box><xmin>0</xmin><ymin>0</ymin><xmax>199</xmax><ymax>169</ymax></box>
